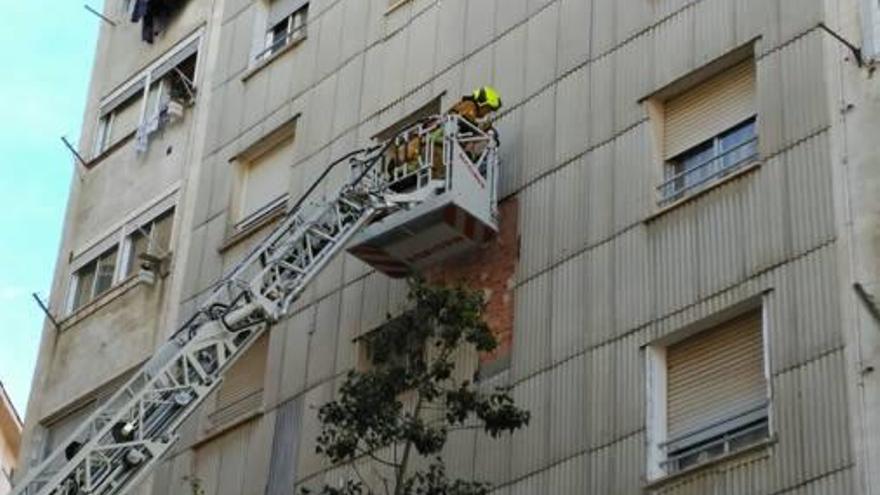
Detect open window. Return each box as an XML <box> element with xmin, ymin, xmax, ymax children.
<box><xmin>258</xmin><ymin>0</ymin><xmax>309</xmax><ymax>61</ymax></box>
<box><xmin>655</xmin><ymin>59</ymin><xmax>759</xmax><ymax>205</ymax></box>
<box><xmin>356</xmin><ymin>314</ymin><xmax>426</xmax><ymax>375</ymax></box>
<box><xmin>646</xmin><ymin>308</ymin><xmax>771</xmax><ymax>479</ymax></box>
<box><xmin>93</xmin><ymin>32</ymin><xmax>200</xmax><ymax>158</ymax></box>
<box><xmin>95</xmin><ymin>91</ymin><xmax>143</xmax><ymax>156</ymax></box>
<box><xmin>125</xmin><ymin>208</ymin><xmax>174</xmax><ymax>276</ymax></box>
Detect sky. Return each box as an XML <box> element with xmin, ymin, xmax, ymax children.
<box><xmin>0</xmin><ymin>2</ymin><xmax>99</xmax><ymax>415</ymax></box>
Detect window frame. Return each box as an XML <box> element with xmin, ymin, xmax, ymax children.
<box><xmin>862</xmin><ymin>0</ymin><xmax>880</xmax><ymax>61</ymax></box>
<box><xmin>123</xmin><ymin>207</ymin><xmax>175</xmax><ymax>277</ymax></box>
<box><xmin>65</xmin><ymin>189</ymin><xmax>179</xmax><ymax>316</ymax></box>
<box><xmin>70</xmin><ymin>246</ymin><xmax>121</xmax><ymax>313</ymax></box>
<box><xmin>92</xmin><ymin>29</ymin><xmax>202</xmax><ymax>157</ymax></box>
<box><xmin>645</xmin><ymin>302</ymin><xmax>773</xmax><ymax>481</ymax></box>
<box><xmin>659</xmin><ymin>117</ymin><xmax>759</xmax><ymax>205</ymax></box>
<box><xmin>230</xmin><ymin>119</ymin><xmax>297</xmax><ymax>233</ymax></box>
<box><xmin>258</xmin><ymin>3</ymin><xmax>309</xmax><ymax>61</ymax></box>
<box><xmin>356</xmin><ymin>313</ymin><xmax>427</xmax><ymax>375</ymax></box>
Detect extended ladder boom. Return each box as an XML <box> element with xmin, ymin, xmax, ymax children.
<box><xmin>12</xmin><ymin>114</ymin><xmax>498</xmax><ymax>495</ymax></box>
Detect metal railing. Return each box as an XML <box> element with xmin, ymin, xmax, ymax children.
<box><xmin>658</xmin><ymin>137</ymin><xmax>759</xmax><ymax>205</ymax></box>
<box><xmin>661</xmin><ymin>403</ymin><xmax>769</xmax><ymax>472</ymax></box>
<box><xmin>254</xmin><ymin>27</ymin><xmax>306</xmax><ymax>62</ymax></box>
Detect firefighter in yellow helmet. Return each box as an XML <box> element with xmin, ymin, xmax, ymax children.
<box><xmin>450</xmin><ymin>85</ymin><xmax>503</xmax><ymax>125</ymax></box>
<box><xmin>428</xmin><ymin>86</ymin><xmax>502</xmax><ymax>177</ymax></box>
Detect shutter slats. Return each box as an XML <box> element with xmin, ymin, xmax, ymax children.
<box><xmin>215</xmin><ymin>334</ymin><xmax>268</xmax><ymax>418</ymax></box>
<box><xmin>667</xmin><ymin>310</ymin><xmax>766</xmax><ymax>439</ymax></box>
<box><xmin>664</xmin><ymin>60</ymin><xmax>756</xmax><ymax>159</ymax></box>
<box><xmin>240</xmin><ymin>136</ymin><xmax>295</xmax><ymax>221</ymax></box>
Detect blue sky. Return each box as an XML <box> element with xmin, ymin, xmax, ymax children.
<box><xmin>0</xmin><ymin>2</ymin><xmax>98</xmax><ymax>415</ymax></box>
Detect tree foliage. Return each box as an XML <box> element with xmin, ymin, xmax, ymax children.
<box><xmin>304</xmin><ymin>279</ymin><xmax>530</xmax><ymax>495</ymax></box>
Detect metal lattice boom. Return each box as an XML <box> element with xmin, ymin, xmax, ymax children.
<box><xmin>11</xmin><ymin>114</ymin><xmax>498</xmax><ymax>495</ymax></box>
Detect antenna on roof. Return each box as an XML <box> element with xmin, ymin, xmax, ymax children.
<box><xmin>84</xmin><ymin>4</ymin><xmax>117</xmax><ymax>26</ymax></box>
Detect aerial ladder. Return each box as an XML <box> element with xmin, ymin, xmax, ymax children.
<box><xmin>12</xmin><ymin>113</ymin><xmax>499</xmax><ymax>495</ymax></box>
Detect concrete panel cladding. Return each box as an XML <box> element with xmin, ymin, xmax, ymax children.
<box><xmin>24</xmin><ymin>0</ymin><xmax>880</xmax><ymax>493</ymax></box>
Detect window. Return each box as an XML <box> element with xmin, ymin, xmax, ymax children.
<box><xmin>126</xmin><ymin>208</ymin><xmax>174</xmax><ymax>276</ymax></box>
<box><xmin>373</xmin><ymin>96</ymin><xmax>442</xmax><ymax>143</ymax></box>
<box><xmin>65</xmin><ymin>192</ymin><xmax>178</xmax><ymax>315</ymax></box>
<box><xmin>657</xmin><ymin>60</ymin><xmax>758</xmax><ymax>205</ymax></box>
<box><xmin>93</xmin><ymin>32</ymin><xmax>200</xmax><ymax>156</ymax></box>
<box><xmin>41</xmin><ymin>371</ymin><xmax>132</xmax><ymax>461</ymax></box>
<box><xmin>259</xmin><ymin>1</ymin><xmax>308</xmax><ymax>61</ymax></box>
<box><xmin>95</xmin><ymin>92</ymin><xmax>142</xmax><ymax>155</ymax></box>
<box><xmin>357</xmin><ymin>315</ymin><xmax>426</xmax><ymax>374</ymax></box>
<box><xmin>233</xmin><ymin>120</ymin><xmax>296</xmax><ymax>230</ymax></box>
<box><xmin>862</xmin><ymin>0</ymin><xmax>880</xmax><ymax>61</ymax></box>
<box><xmin>210</xmin><ymin>333</ymin><xmax>268</xmax><ymax>428</ymax></box>
<box><xmin>120</xmin><ymin>0</ymin><xmax>135</xmax><ymax>18</ymax></box>
<box><xmin>42</xmin><ymin>402</ymin><xmax>96</xmax><ymax>461</ymax></box>
<box><xmin>646</xmin><ymin>309</ymin><xmax>770</xmax><ymax>478</ymax></box>
<box><xmin>71</xmin><ymin>247</ymin><xmax>119</xmax><ymax>311</ymax></box>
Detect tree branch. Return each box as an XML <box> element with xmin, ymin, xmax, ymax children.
<box><xmin>357</xmin><ymin>448</ymin><xmax>402</xmax><ymax>469</ymax></box>
<box><xmin>350</xmin><ymin>461</ymin><xmax>372</xmax><ymax>494</ymax></box>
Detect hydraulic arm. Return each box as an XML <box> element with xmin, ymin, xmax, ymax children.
<box><xmin>12</xmin><ymin>114</ymin><xmax>498</xmax><ymax>495</ymax></box>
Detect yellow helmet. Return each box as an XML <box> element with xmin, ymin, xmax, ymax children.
<box><xmin>472</xmin><ymin>86</ymin><xmax>502</xmax><ymax>111</ymax></box>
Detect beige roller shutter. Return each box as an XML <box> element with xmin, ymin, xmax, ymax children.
<box><xmin>664</xmin><ymin>60</ymin><xmax>756</xmax><ymax>159</ymax></box>
<box><xmin>666</xmin><ymin>310</ymin><xmax>766</xmax><ymax>440</ymax></box>
<box><xmin>240</xmin><ymin>135</ymin><xmax>295</xmax><ymax>222</ymax></box>
<box><xmin>213</xmin><ymin>334</ymin><xmax>268</xmax><ymax>426</ymax></box>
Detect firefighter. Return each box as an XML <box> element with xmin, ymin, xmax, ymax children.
<box><xmin>438</xmin><ymin>86</ymin><xmax>502</xmax><ymax>174</ymax></box>
<box><xmin>450</xmin><ymin>86</ymin><xmax>503</xmax><ymax>126</ymax></box>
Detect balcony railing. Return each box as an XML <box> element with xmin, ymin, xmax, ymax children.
<box><xmin>254</xmin><ymin>28</ymin><xmax>306</xmax><ymax>62</ymax></box>
<box><xmin>658</xmin><ymin>136</ymin><xmax>759</xmax><ymax>205</ymax></box>
<box><xmin>660</xmin><ymin>403</ymin><xmax>769</xmax><ymax>473</ymax></box>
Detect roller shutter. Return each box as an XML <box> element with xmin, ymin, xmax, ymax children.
<box><xmin>239</xmin><ymin>135</ymin><xmax>295</xmax><ymax>224</ymax></box>
<box><xmin>666</xmin><ymin>310</ymin><xmax>766</xmax><ymax>441</ymax></box>
<box><xmin>212</xmin><ymin>334</ymin><xmax>268</xmax><ymax>426</ymax></box>
<box><xmin>664</xmin><ymin>60</ymin><xmax>756</xmax><ymax>159</ymax></box>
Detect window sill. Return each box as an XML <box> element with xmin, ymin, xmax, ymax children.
<box><xmin>385</xmin><ymin>0</ymin><xmax>412</xmax><ymax>15</ymax></box>
<box><xmin>241</xmin><ymin>36</ymin><xmax>306</xmax><ymax>83</ymax></box>
<box><xmin>84</xmin><ymin>131</ymin><xmax>137</xmax><ymax>170</ymax></box>
<box><xmin>218</xmin><ymin>202</ymin><xmax>288</xmax><ymax>253</ymax></box>
<box><xmin>59</xmin><ymin>270</ymin><xmax>155</xmax><ymax>331</ymax></box>
<box><xmin>645</xmin><ymin>160</ymin><xmax>762</xmax><ymax>224</ymax></box>
<box><xmin>643</xmin><ymin>435</ymin><xmax>775</xmax><ymax>490</ymax></box>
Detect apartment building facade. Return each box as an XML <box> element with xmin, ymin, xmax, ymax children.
<box><xmin>17</xmin><ymin>0</ymin><xmax>880</xmax><ymax>493</ymax></box>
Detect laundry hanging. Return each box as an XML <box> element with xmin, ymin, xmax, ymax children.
<box><xmin>131</xmin><ymin>0</ymin><xmax>173</xmax><ymax>43</ymax></box>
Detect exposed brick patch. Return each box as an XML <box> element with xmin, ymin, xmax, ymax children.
<box><xmin>425</xmin><ymin>199</ymin><xmax>519</xmax><ymax>365</ymax></box>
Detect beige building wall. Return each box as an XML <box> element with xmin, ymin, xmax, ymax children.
<box><xmin>18</xmin><ymin>0</ymin><xmax>880</xmax><ymax>494</ymax></box>
<box><xmin>15</xmin><ymin>0</ymin><xmax>224</xmax><ymax>486</ymax></box>
<box><xmin>0</xmin><ymin>384</ymin><xmax>22</xmax><ymax>495</ymax></box>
